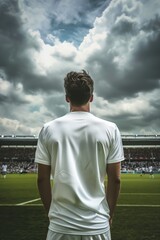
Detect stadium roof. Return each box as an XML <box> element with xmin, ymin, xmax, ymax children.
<box><xmin>121</xmin><ymin>135</ymin><xmax>160</xmax><ymax>146</ymax></box>
<box><xmin>0</xmin><ymin>135</ymin><xmax>160</xmax><ymax>147</ymax></box>
<box><xmin>0</xmin><ymin>135</ymin><xmax>37</xmax><ymax>146</ymax></box>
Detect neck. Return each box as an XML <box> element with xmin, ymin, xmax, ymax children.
<box><xmin>70</xmin><ymin>103</ymin><xmax>90</xmax><ymax>112</ymax></box>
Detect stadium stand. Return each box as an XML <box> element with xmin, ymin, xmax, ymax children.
<box><xmin>0</xmin><ymin>135</ymin><xmax>160</xmax><ymax>174</ymax></box>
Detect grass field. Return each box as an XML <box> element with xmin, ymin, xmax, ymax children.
<box><xmin>0</xmin><ymin>173</ymin><xmax>160</xmax><ymax>240</ymax></box>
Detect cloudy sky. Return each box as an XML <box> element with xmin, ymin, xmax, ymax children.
<box><xmin>0</xmin><ymin>0</ymin><xmax>160</xmax><ymax>136</ymax></box>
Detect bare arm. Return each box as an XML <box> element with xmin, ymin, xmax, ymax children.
<box><xmin>106</xmin><ymin>162</ymin><xmax>121</xmax><ymax>226</ymax></box>
<box><xmin>37</xmin><ymin>163</ymin><xmax>52</xmax><ymax>215</ymax></box>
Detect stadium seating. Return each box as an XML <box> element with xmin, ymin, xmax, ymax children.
<box><xmin>0</xmin><ymin>135</ymin><xmax>160</xmax><ymax>173</ymax></box>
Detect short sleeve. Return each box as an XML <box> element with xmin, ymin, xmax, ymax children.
<box><xmin>107</xmin><ymin>125</ymin><xmax>124</xmax><ymax>164</ymax></box>
<box><xmin>35</xmin><ymin>127</ymin><xmax>51</xmax><ymax>165</ymax></box>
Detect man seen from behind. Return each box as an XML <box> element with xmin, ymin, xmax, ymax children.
<box><xmin>35</xmin><ymin>70</ymin><xmax>124</xmax><ymax>240</ymax></box>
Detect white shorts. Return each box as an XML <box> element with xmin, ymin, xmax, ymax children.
<box><xmin>46</xmin><ymin>229</ymin><xmax>111</xmax><ymax>240</ymax></box>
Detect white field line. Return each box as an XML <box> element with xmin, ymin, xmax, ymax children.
<box><xmin>0</xmin><ymin>203</ymin><xmax>160</xmax><ymax>207</ymax></box>
<box><xmin>0</xmin><ymin>204</ymin><xmax>42</xmax><ymax>206</ymax></box>
<box><xmin>16</xmin><ymin>198</ymin><xmax>41</xmax><ymax>206</ymax></box>
<box><xmin>117</xmin><ymin>204</ymin><xmax>160</xmax><ymax>207</ymax></box>
<box><xmin>121</xmin><ymin>193</ymin><xmax>160</xmax><ymax>195</ymax></box>
<box><xmin>0</xmin><ymin>193</ymin><xmax>160</xmax><ymax>207</ymax></box>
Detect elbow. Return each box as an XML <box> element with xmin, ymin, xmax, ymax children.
<box><xmin>114</xmin><ymin>177</ymin><xmax>121</xmax><ymax>187</ymax></box>
<box><xmin>109</xmin><ymin>176</ymin><xmax>121</xmax><ymax>186</ymax></box>
<box><xmin>115</xmin><ymin>177</ymin><xmax>121</xmax><ymax>185</ymax></box>
<box><xmin>112</xmin><ymin>177</ymin><xmax>121</xmax><ymax>192</ymax></box>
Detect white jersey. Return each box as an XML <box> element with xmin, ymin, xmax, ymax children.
<box><xmin>35</xmin><ymin>112</ymin><xmax>124</xmax><ymax>235</ymax></box>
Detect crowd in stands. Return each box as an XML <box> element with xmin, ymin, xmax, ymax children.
<box><xmin>121</xmin><ymin>160</ymin><xmax>160</xmax><ymax>173</ymax></box>
<box><xmin>3</xmin><ymin>161</ymin><xmax>37</xmax><ymax>174</ymax></box>
<box><xmin>122</xmin><ymin>147</ymin><xmax>160</xmax><ymax>173</ymax></box>
<box><xmin>0</xmin><ymin>146</ymin><xmax>36</xmax><ymax>162</ymax></box>
<box><xmin>0</xmin><ymin>146</ymin><xmax>160</xmax><ymax>174</ymax></box>
<box><xmin>124</xmin><ymin>147</ymin><xmax>160</xmax><ymax>161</ymax></box>
<box><xmin>0</xmin><ymin>147</ymin><xmax>37</xmax><ymax>174</ymax></box>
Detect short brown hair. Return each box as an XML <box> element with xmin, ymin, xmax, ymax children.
<box><xmin>64</xmin><ymin>70</ymin><xmax>94</xmax><ymax>106</ymax></box>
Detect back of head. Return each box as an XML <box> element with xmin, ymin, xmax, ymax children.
<box><xmin>64</xmin><ymin>70</ymin><xmax>94</xmax><ymax>106</ymax></box>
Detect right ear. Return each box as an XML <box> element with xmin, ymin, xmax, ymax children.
<box><xmin>90</xmin><ymin>94</ymin><xmax>93</xmax><ymax>102</ymax></box>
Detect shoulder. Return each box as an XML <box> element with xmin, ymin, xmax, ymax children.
<box><xmin>92</xmin><ymin>114</ymin><xmax>117</xmax><ymax>129</ymax></box>
<box><xmin>40</xmin><ymin>115</ymin><xmax>68</xmax><ymax>136</ymax></box>
<box><xmin>43</xmin><ymin>115</ymin><xmax>67</xmax><ymax>128</ymax></box>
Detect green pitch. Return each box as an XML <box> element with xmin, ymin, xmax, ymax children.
<box><xmin>0</xmin><ymin>173</ymin><xmax>160</xmax><ymax>240</ymax></box>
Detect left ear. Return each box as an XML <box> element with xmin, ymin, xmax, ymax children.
<box><xmin>90</xmin><ymin>94</ymin><xmax>93</xmax><ymax>102</ymax></box>
<box><xmin>65</xmin><ymin>95</ymin><xmax>70</xmax><ymax>103</ymax></box>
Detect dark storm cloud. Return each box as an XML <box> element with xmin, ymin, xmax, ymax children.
<box><xmin>44</xmin><ymin>94</ymin><xmax>68</xmax><ymax>118</ymax></box>
<box><xmin>101</xmin><ymin>109</ymin><xmax>158</xmax><ymax>134</ymax></box>
<box><xmin>22</xmin><ymin>73</ymin><xmax>63</xmax><ymax>93</ymax></box>
<box><xmin>111</xmin><ymin>113</ymin><xmax>143</xmax><ymax>133</ymax></box>
<box><xmin>0</xmin><ymin>0</ymin><xmax>160</xmax><ymax>135</ymax></box>
<box><xmin>87</xmin><ymin>11</ymin><xmax>160</xmax><ymax>102</ymax></box>
<box><xmin>0</xmin><ymin>0</ymin><xmax>65</xmax><ymax>94</ymax></box>
<box><xmin>112</xmin><ymin>15</ymin><xmax>138</xmax><ymax>35</ymax></box>
<box><xmin>121</xmin><ymin>21</ymin><xmax>160</xmax><ymax>93</ymax></box>
<box><xmin>0</xmin><ymin>84</ymin><xmax>31</xmax><ymax>122</ymax></box>
<box><xmin>0</xmin><ymin>92</ymin><xmax>29</xmax><ymax>105</ymax></box>
<box><xmin>0</xmin><ymin>94</ymin><xmax>7</xmax><ymax>103</ymax></box>
<box><xmin>145</xmin><ymin>95</ymin><xmax>160</xmax><ymax>126</ymax></box>
<box><xmin>0</xmin><ymin>1</ymin><xmax>38</xmax><ymax>87</ymax></box>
